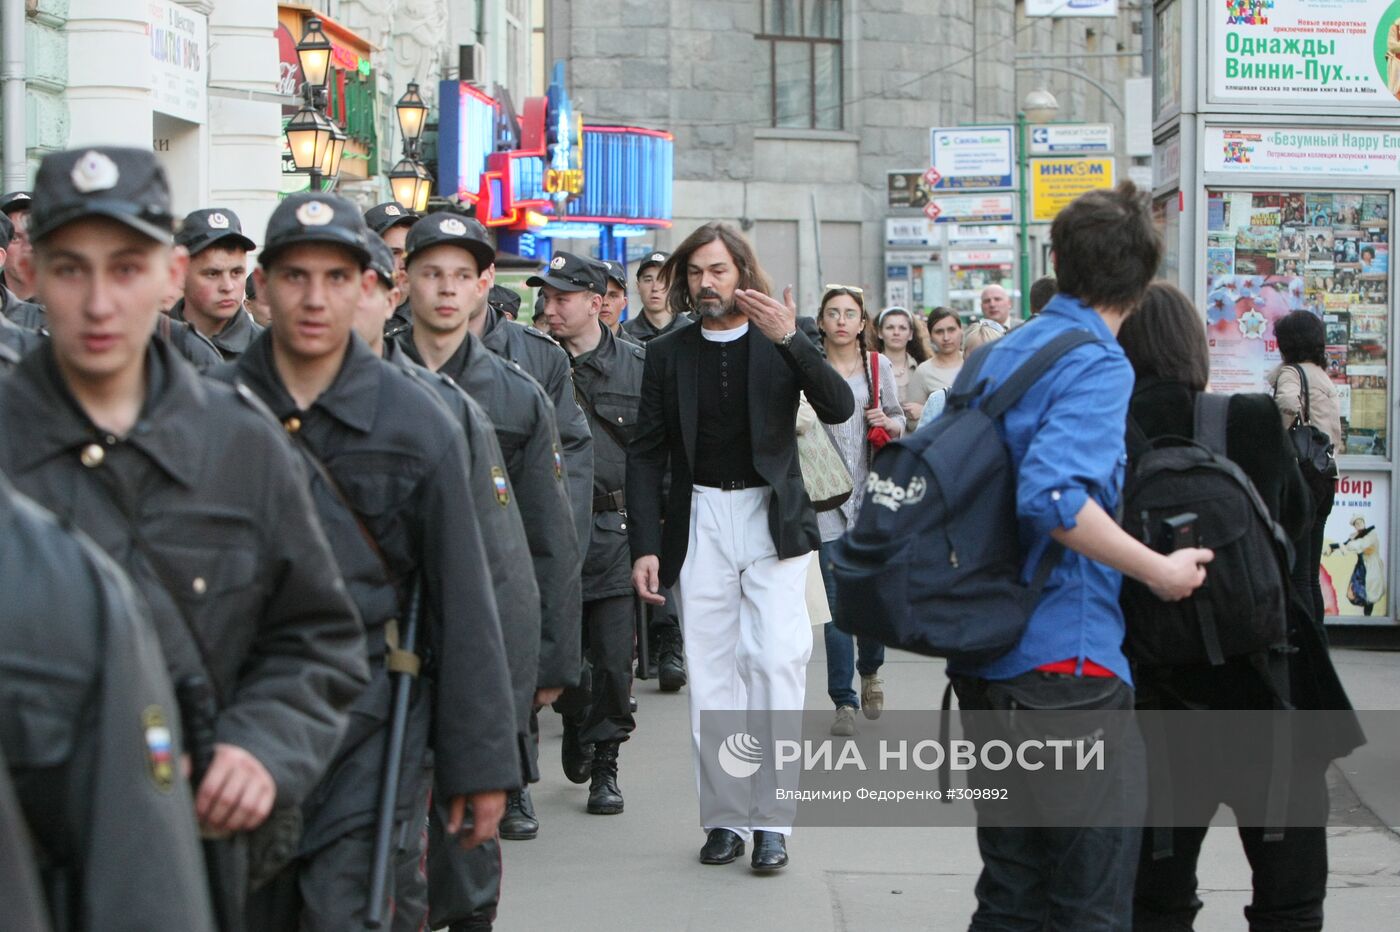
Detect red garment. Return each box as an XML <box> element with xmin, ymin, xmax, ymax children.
<box><xmin>1036</xmin><ymin>658</ymin><xmax>1116</xmax><ymax>678</ymax></box>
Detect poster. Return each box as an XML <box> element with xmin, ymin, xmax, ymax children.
<box><xmin>1206</xmin><ymin>189</ymin><xmax>1390</xmax><ymax>456</ymax></box>
<box><xmin>1203</xmin><ymin>127</ymin><xmax>1400</xmax><ymax>179</ymax></box>
<box><xmin>1210</xmin><ymin>0</ymin><xmax>1400</xmax><ymax>109</ymax></box>
<box><xmin>1322</xmin><ymin>472</ymin><xmax>1390</xmax><ymax>620</ymax></box>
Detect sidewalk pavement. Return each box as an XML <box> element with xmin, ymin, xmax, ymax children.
<box><xmin>491</xmin><ymin>645</ymin><xmax>1400</xmax><ymax>931</ymax></box>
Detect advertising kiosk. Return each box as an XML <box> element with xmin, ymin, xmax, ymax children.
<box><xmin>1156</xmin><ymin>0</ymin><xmax>1400</xmax><ymax>627</ymax></box>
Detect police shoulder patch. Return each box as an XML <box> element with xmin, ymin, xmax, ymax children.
<box><xmin>553</xmin><ymin>444</ymin><xmax>564</xmax><ymax>480</ymax></box>
<box><xmin>490</xmin><ymin>466</ymin><xmax>510</xmax><ymax>506</ymax></box>
<box><xmin>142</xmin><ymin>705</ymin><xmax>175</xmax><ymax>793</ymax></box>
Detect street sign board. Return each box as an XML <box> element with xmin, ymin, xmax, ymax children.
<box><xmin>887</xmin><ymin>170</ymin><xmax>935</xmax><ymax>209</ymax></box>
<box><xmin>1026</xmin><ymin>0</ymin><xmax>1117</xmax><ymax>16</ymax></box>
<box><xmin>885</xmin><ymin>217</ymin><xmax>941</xmax><ymax>247</ymax></box>
<box><xmin>923</xmin><ymin>193</ymin><xmax>1017</xmax><ymax>225</ymax></box>
<box><xmin>1028</xmin><ymin>123</ymin><xmax>1114</xmax><ymax>155</ymax></box>
<box><xmin>1029</xmin><ymin>157</ymin><xmax>1116</xmax><ymax>223</ymax></box>
<box><xmin>929</xmin><ymin>127</ymin><xmax>1015</xmax><ymax>190</ymax></box>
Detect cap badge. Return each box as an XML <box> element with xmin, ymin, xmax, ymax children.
<box><xmin>296</xmin><ymin>200</ymin><xmax>334</xmax><ymax>227</ymax></box>
<box><xmin>385</xmin><ymin>205</ymin><xmax>402</xmax><ymax>216</ymax></box>
<box><xmin>70</xmin><ymin>151</ymin><xmax>120</xmax><ymax>194</ymax></box>
<box><xmin>651</xmin><ymin>253</ymin><xmax>665</xmax><ymax>262</ymax></box>
<box><xmin>440</xmin><ymin>217</ymin><xmax>468</xmax><ymax>236</ymax></box>
<box><xmin>208</xmin><ymin>212</ymin><xmax>229</xmax><ymax>230</ymax></box>
<box><xmin>550</xmin><ymin>256</ymin><xmax>567</xmax><ymax>270</ymax></box>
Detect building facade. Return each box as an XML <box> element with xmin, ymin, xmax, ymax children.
<box><xmin>549</xmin><ymin>0</ymin><xmax>1148</xmax><ymax>314</ymax></box>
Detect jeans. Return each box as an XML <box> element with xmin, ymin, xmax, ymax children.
<box><xmin>818</xmin><ymin>539</ymin><xmax>884</xmax><ymax>709</ymax></box>
<box><xmin>952</xmin><ymin>671</ymin><xmax>1146</xmax><ymax>932</ymax></box>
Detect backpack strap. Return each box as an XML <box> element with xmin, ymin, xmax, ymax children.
<box><xmin>1192</xmin><ymin>391</ymin><xmax>1230</xmax><ymax>458</ymax></box>
<box><xmin>980</xmin><ymin>330</ymin><xmax>1099</xmax><ymax>420</ymax></box>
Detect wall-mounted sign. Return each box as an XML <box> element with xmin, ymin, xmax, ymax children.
<box><xmin>1026</xmin><ymin>0</ymin><xmax>1118</xmax><ymax>16</ymax></box>
<box><xmin>1154</xmin><ymin>133</ymin><xmax>1182</xmax><ymax>189</ymax></box>
<box><xmin>929</xmin><ymin>127</ymin><xmax>1015</xmax><ymax>190</ymax></box>
<box><xmin>1209</xmin><ymin>0</ymin><xmax>1400</xmax><ymax>110</ymax></box>
<box><xmin>1203</xmin><ymin>126</ymin><xmax>1400</xmax><ymax>178</ymax></box>
<box><xmin>1029</xmin><ymin>123</ymin><xmax>1113</xmax><ymax>155</ymax></box>
<box><xmin>923</xmin><ymin>193</ymin><xmax>1017</xmax><ymax>225</ymax></box>
<box><xmin>887</xmin><ymin>171</ymin><xmax>936</xmax><ymax>209</ymax></box>
<box><xmin>148</xmin><ymin>0</ymin><xmax>207</xmax><ymax>124</ymax></box>
<box><xmin>885</xmin><ymin>217</ymin><xmax>941</xmax><ymax>247</ymax></box>
<box><xmin>1029</xmin><ymin>157</ymin><xmax>1116</xmax><ymax>222</ymax></box>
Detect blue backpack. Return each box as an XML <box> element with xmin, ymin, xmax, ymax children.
<box><xmin>825</xmin><ymin>329</ymin><xmax>1096</xmax><ymax>666</ymax></box>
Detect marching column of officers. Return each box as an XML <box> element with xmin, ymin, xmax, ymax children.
<box><xmin>0</xmin><ymin>146</ymin><xmax>690</xmax><ymax>932</ymax></box>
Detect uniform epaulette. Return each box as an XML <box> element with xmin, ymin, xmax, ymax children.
<box><xmin>520</xmin><ymin>324</ymin><xmax>559</xmax><ymax>346</ymax></box>
<box><xmin>232</xmin><ymin>379</ymin><xmax>282</xmax><ymax>425</ymax></box>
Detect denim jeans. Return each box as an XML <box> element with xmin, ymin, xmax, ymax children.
<box><xmin>818</xmin><ymin>539</ymin><xmax>884</xmax><ymax>709</ymax></box>
<box><xmin>952</xmin><ymin>671</ymin><xmax>1146</xmax><ymax>932</ymax></box>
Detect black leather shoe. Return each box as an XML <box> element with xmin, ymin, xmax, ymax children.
<box><xmin>698</xmin><ymin>828</ymin><xmax>745</xmax><ymax>865</ymax></box>
<box><xmin>498</xmin><ymin>787</ymin><xmax>538</xmax><ymax>840</ymax></box>
<box><xmin>586</xmin><ymin>741</ymin><xmax>624</xmax><ymax>814</ymax></box>
<box><xmin>750</xmin><ymin>831</ymin><xmax>788</xmax><ymax>872</ymax></box>
<box><xmin>561</xmin><ymin>716</ymin><xmax>592</xmax><ymax>784</ymax></box>
<box><xmin>657</xmin><ymin>629</ymin><xmax>687</xmax><ymax>692</ymax></box>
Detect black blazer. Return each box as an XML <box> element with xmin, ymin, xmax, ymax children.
<box><xmin>627</xmin><ymin>322</ymin><xmax>855</xmax><ymax>586</ymax></box>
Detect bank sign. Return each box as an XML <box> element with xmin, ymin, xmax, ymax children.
<box><xmin>1209</xmin><ymin>0</ymin><xmax>1400</xmax><ymax>109</ymax></box>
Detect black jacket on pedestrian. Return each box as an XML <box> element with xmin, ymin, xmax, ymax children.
<box><xmin>1128</xmin><ymin>380</ymin><xmax>1362</xmax><ymax>757</ymax></box>
<box><xmin>480</xmin><ymin>306</ymin><xmax>595</xmax><ymax>552</ymax></box>
<box><xmin>398</xmin><ymin>329</ymin><xmax>584</xmax><ymax>692</ymax></box>
<box><xmin>220</xmin><ymin>332</ymin><xmax>520</xmax><ymax>852</ymax></box>
<box><xmin>169</xmin><ymin>299</ymin><xmax>264</xmax><ymax>361</ymax></box>
<box><xmin>385</xmin><ymin>339</ymin><xmax>542</xmax><ymax>783</ymax></box>
<box><xmin>0</xmin><ymin>339</ymin><xmax>369</xmax><ymax>808</ymax></box>
<box><xmin>0</xmin><ymin>471</ymin><xmax>215</xmax><ymax>932</ymax></box>
<box><xmin>627</xmin><ymin>322</ymin><xmax>855</xmax><ymax>587</ymax></box>
<box><xmin>571</xmin><ymin>323</ymin><xmax>647</xmax><ymax>600</ymax></box>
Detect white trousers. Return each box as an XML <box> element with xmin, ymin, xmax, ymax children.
<box><xmin>676</xmin><ymin>486</ymin><xmax>813</xmax><ymax>839</ymax></box>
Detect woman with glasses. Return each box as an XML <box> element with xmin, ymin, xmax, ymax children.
<box><xmin>813</xmin><ymin>285</ymin><xmax>905</xmax><ymax>736</ymax></box>
<box><xmin>871</xmin><ymin>306</ymin><xmax>932</xmax><ymax>431</ymax></box>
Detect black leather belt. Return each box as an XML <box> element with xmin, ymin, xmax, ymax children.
<box><xmin>592</xmin><ymin>489</ymin><xmax>626</xmax><ymax>512</ymax></box>
<box><xmin>694</xmin><ymin>478</ymin><xmax>768</xmax><ymax>491</ymax></box>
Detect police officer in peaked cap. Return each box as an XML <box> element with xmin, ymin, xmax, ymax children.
<box><xmin>622</xmin><ymin>250</ymin><xmax>690</xmax><ymax>344</ymax></box>
<box><xmin>0</xmin><ymin>146</ymin><xmax>369</xmax><ymax>929</ymax></box>
<box><xmin>364</xmin><ymin>201</ymin><xmax>418</xmax><ymax>336</ymax></box>
<box><xmin>169</xmin><ymin>208</ymin><xmax>264</xmax><ymax>361</ymax></box>
<box><xmin>596</xmin><ymin>258</ymin><xmax>640</xmax><ymax>345</ymax></box>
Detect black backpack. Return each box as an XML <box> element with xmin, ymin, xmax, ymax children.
<box><xmin>825</xmin><ymin>329</ymin><xmax>1095</xmax><ymax>666</ymax></box>
<box><xmin>1120</xmin><ymin>393</ymin><xmax>1293</xmax><ymax>667</ymax></box>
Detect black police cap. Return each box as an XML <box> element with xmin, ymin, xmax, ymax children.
<box><xmin>364</xmin><ymin>201</ymin><xmax>418</xmax><ymax>235</ymax></box>
<box><xmin>526</xmin><ymin>251</ymin><xmax>607</xmax><ymax>295</ymax></box>
<box><xmin>365</xmin><ymin>231</ymin><xmax>397</xmax><ymax>289</ymax></box>
<box><xmin>0</xmin><ymin>191</ymin><xmax>31</xmax><ymax>217</ymax></box>
<box><xmin>260</xmin><ymin>192</ymin><xmax>372</xmax><ymax>269</ymax></box>
<box><xmin>637</xmin><ymin>250</ymin><xmax>670</xmax><ymax>275</ymax></box>
<box><xmin>176</xmin><ymin>207</ymin><xmax>256</xmax><ymax>257</ymax></box>
<box><xmin>404</xmin><ymin>211</ymin><xmax>495</xmax><ymax>269</ymax></box>
<box><xmin>600</xmin><ymin>259</ymin><xmax>627</xmax><ymax>290</ymax></box>
<box><xmin>0</xmin><ymin>213</ymin><xmax>11</xmax><ymax>246</ymax></box>
<box><xmin>30</xmin><ymin>147</ymin><xmax>174</xmax><ymax>244</ymax></box>
<box><xmin>488</xmin><ymin>284</ymin><xmax>521</xmax><ymax>316</ymax></box>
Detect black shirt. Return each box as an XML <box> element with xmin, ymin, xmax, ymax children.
<box><xmin>693</xmin><ymin>327</ymin><xmax>762</xmax><ymax>486</ymax></box>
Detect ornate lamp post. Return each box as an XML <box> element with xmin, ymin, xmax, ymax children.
<box><xmin>284</xmin><ymin>18</ymin><xmax>345</xmax><ymax>192</ymax></box>
<box><xmin>390</xmin><ymin>82</ymin><xmax>434</xmax><ymax>211</ymax></box>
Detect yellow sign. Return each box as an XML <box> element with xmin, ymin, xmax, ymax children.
<box><xmin>1029</xmin><ymin>157</ymin><xmax>1116</xmax><ymax>223</ymax></box>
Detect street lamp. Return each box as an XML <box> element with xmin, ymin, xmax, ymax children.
<box><xmin>284</xmin><ymin>18</ymin><xmax>341</xmax><ymax>193</ymax></box>
<box><xmin>1017</xmin><ymin>88</ymin><xmax>1060</xmax><ymax>319</ymax></box>
<box><xmin>390</xmin><ymin>82</ymin><xmax>435</xmax><ymax>212</ymax></box>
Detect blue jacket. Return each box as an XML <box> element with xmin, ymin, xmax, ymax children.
<box><xmin>951</xmin><ymin>294</ymin><xmax>1135</xmax><ymax>683</ymax></box>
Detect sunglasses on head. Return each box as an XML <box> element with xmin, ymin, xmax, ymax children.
<box><xmin>823</xmin><ymin>283</ymin><xmax>864</xmax><ymax>295</ymax></box>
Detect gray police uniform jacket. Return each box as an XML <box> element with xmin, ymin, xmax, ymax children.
<box><xmin>397</xmin><ymin>330</ymin><xmax>583</xmax><ymax>692</ymax></box>
<box><xmin>385</xmin><ymin>339</ymin><xmax>542</xmax><ymax>783</ymax></box>
<box><xmin>0</xmin><ymin>749</ymin><xmax>50</xmax><ymax>932</ymax></box>
<box><xmin>622</xmin><ymin>310</ymin><xmax>691</xmax><ymax>344</ymax></box>
<box><xmin>571</xmin><ymin>324</ymin><xmax>646</xmax><ymax>601</ymax></box>
<box><xmin>0</xmin><ymin>312</ymin><xmax>43</xmax><ymax>364</ymax></box>
<box><xmin>155</xmin><ymin>312</ymin><xmax>223</xmax><ymax>370</ymax></box>
<box><xmin>1</xmin><ymin>284</ymin><xmax>44</xmax><ymax>334</ymax></box>
<box><xmin>0</xmin><ymin>340</ymin><xmax>369</xmax><ymax>810</ymax></box>
<box><xmin>480</xmin><ymin>307</ymin><xmax>594</xmax><ymax>553</ymax></box>
<box><xmin>220</xmin><ymin>333</ymin><xmax>520</xmax><ymax>851</ymax></box>
<box><xmin>0</xmin><ymin>474</ymin><xmax>215</xmax><ymax>932</ymax></box>
<box><xmin>169</xmin><ymin>299</ymin><xmax>264</xmax><ymax>362</ymax></box>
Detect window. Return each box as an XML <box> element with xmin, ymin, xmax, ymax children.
<box><xmin>757</xmin><ymin>0</ymin><xmax>842</xmax><ymax>130</ymax></box>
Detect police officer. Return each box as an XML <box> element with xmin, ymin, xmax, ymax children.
<box><xmin>1</xmin><ymin>191</ymin><xmax>40</xmax><ymax>306</ymax></box>
<box><xmin>622</xmin><ymin>250</ymin><xmax>689</xmax><ymax>344</ymax></box>
<box><xmin>225</xmin><ymin>193</ymin><xmax>518</xmax><ymax>932</ymax></box>
<box><xmin>0</xmin><ymin>208</ymin><xmax>44</xmax><ymax>334</ymax></box>
<box><xmin>535</xmin><ymin>251</ymin><xmax>646</xmax><ymax>815</ymax></box>
<box><xmin>0</xmin><ymin>148</ymin><xmax>369</xmax><ymax>927</ymax></box>
<box><xmin>473</xmin><ymin>249</ymin><xmax>594</xmax><ymax>554</ymax></box>
<box><xmin>0</xmin><ymin>219</ymin><xmax>43</xmax><ymax>363</ymax></box>
<box><xmin>597</xmin><ymin>258</ymin><xmax>638</xmax><ymax>345</ymax></box>
<box><xmin>488</xmin><ymin>284</ymin><xmax>521</xmax><ymax>321</ymax></box>
<box><xmin>0</xmin><ymin>472</ymin><xmax>216</xmax><ymax>932</ymax></box>
<box><xmin>364</xmin><ymin>201</ymin><xmax>417</xmax><ymax>336</ymax></box>
<box><xmin>394</xmin><ymin>213</ymin><xmax>583</xmax><ymax>768</ymax></box>
<box><xmin>169</xmin><ymin>208</ymin><xmax>263</xmax><ymax>360</ymax></box>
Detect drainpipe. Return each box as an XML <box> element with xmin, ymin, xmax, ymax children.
<box><xmin>2</xmin><ymin>0</ymin><xmax>26</xmax><ymax>191</ymax></box>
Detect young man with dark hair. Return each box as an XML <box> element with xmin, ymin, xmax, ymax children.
<box><xmin>1028</xmin><ymin>275</ymin><xmax>1057</xmax><ymax>316</ymax></box>
<box><xmin>169</xmin><ymin>208</ymin><xmax>263</xmax><ymax>360</ymax></box>
<box><xmin>0</xmin><ymin>148</ymin><xmax>370</xmax><ymax>923</ymax></box>
<box><xmin>947</xmin><ymin>182</ymin><xmax>1212</xmax><ymax>930</ymax></box>
<box><xmin>629</xmin><ymin>222</ymin><xmax>854</xmax><ymax>872</ymax></box>
<box><xmin>225</xmin><ymin>193</ymin><xmax>519</xmax><ymax>931</ymax></box>
<box><xmin>537</xmin><ymin>251</ymin><xmax>647</xmax><ymax>816</ymax></box>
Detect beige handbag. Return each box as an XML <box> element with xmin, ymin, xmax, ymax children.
<box><xmin>796</xmin><ymin>394</ymin><xmax>854</xmax><ymax>512</ymax></box>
